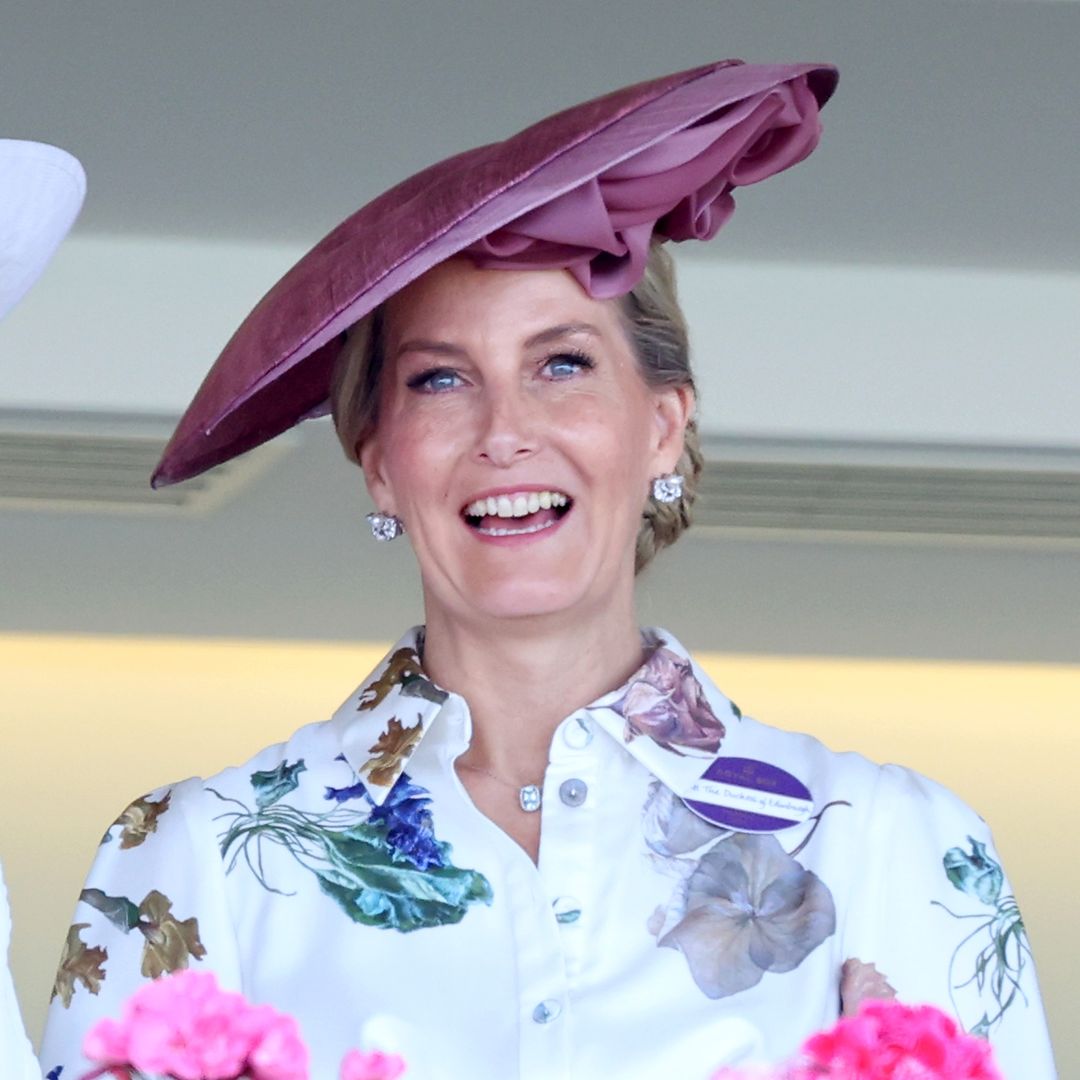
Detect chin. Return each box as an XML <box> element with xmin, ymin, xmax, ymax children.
<box><xmin>457</xmin><ymin>574</ymin><xmax>598</xmax><ymax>623</ymax></box>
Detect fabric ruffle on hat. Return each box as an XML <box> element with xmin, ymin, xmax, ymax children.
<box><xmin>153</xmin><ymin>59</ymin><xmax>837</xmax><ymax>488</ymax></box>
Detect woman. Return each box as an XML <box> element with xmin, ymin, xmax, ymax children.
<box><xmin>41</xmin><ymin>60</ymin><xmax>1055</xmax><ymax>1078</ymax></box>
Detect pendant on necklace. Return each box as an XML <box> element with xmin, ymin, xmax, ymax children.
<box><xmin>519</xmin><ymin>785</ymin><xmax>542</xmax><ymax>813</ymax></box>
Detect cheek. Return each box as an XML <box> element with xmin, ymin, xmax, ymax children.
<box><xmin>380</xmin><ymin>410</ymin><xmax>462</xmax><ymax>502</ymax></box>
<box><xmin>555</xmin><ymin>386</ymin><xmax>656</xmax><ymax>470</ymax></box>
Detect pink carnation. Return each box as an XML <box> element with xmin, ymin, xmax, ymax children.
<box><xmin>710</xmin><ymin>1001</ymin><xmax>1002</xmax><ymax>1080</ymax></box>
<box><xmin>339</xmin><ymin>1049</ymin><xmax>408</xmax><ymax>1080</ymax></box>
<box><xmin>81</xmin><ymin>970</ymin><xmax>309</xmax><ymax>1080</ymax></box>
<box><xmin>801</xmin><ymin>1000</ymin><xmax>1002</xmax><ymax>1080</ymax></box>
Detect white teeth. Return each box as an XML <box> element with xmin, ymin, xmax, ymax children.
<box><xmin>477</xmin><ymin>518</ymin><xmax>559</xmax><ymax>537</ymax></box>
<box><xmin>463</xmin><ymin>490</ymin><xmax>572</xmax><ymax>519</ymax></box>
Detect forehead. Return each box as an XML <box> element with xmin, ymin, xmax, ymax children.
<box><xmin>382</xmin><ymin>258</ymin><xmax>627</xmax><ymax>345</ymax></box>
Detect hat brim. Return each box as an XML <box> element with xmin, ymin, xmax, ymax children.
<box><xmin>153</xmin><ymin>60</ymin><xmax>837</xmax><ymax>488</ymax></box>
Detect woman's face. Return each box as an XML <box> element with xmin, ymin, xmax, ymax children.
<box><xmin>361</xmin><ymin>259</ymin><xmax>692</xmax><ymax>627</ymax></box>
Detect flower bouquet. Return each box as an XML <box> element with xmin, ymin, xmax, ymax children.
<box><xmin>77</xmin><ymin>969</ymin><xmax>1001</xmax><ymax>1080</ymax></box>
<box><xmin>77</xmin><ymin>970</ymin><xmax>405</xmax><ymax>1080</ymax></box>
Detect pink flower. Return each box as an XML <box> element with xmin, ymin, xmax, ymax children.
<box><xmin>709</xmin><ymin>1000</ymin><xmax>1002</xmax><ymax>1080</ymax></box>
<box><xmin>81</xmin><ymin>970</ymin><xmax>309</xmax><ymax>1080</ymax></box>
<box><xmin>801</xmin><ymin>1000</ymin><xmax>1002</xmax><ymax>1080</ymax></box>
<box><xmin>339</xmin><ymin>1049</ymin><xmax>408</xmax><ymax>1080</ymax></box>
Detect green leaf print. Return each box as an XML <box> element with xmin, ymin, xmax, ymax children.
<box><xmin>314</xmin><ymin>825</ymin><xmax>492</xmax><ymax>932</ymax></box>
<box><xmin>210</xmin><ymin>763</ymin><xmax>492</xmax><ymax>932</ymax></box>
<box><xmin>944</xmin><ymin>837</ymin><xmax>1003</xmax><ymax>905</ymax></box>
<box><xmin>934</xmin><ymin>836</ymin><xmax>1030</xmax><ymax>1035</ymax></box>
<box><xmin>251</xmin><ymin>759</ymin><xmax>307</xmax><ymax>808</ymax></box>
<box><xmin>80</xmin><ymin>888</ymin><xmax>141</xmax><ymax>931</ymax></box>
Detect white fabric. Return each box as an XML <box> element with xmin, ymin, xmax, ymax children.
<box><xmin>0</xmin><ymin>862</ymin><xmax>42</xmax><ymax>1080</ymax></box>
<box><xmin>0</xmin><ymin>139</ymin><xmax>86</xmax><ymax>321</ymax></box>
<box><xmin>40</xmin><ymin>629</ymin><xmax>1056</xmax><ymax>1079</ymax></box>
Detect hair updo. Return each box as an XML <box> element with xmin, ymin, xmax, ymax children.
<box><xmin>330</xmin><ymin>241</ymin><xmax>703</xmax><ymax>574</ymax></box>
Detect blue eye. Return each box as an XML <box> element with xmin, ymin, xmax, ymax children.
<box><xmin>544</xmin><ymin>351</ymin><xmax>594</xmax><ymax>379</ymax></box>
<box><xmin>407</xmin><ymin>368</ymin><xmax>463</xmax><ymax>393</ymax></box>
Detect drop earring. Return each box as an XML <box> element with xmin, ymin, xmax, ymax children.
<box><xmin>366</xmin><ymin>511</ymin><xmax>405</xmax><ymax>542</ymax></box>
<box><xmin>651</xmin><ymin>473</ymin><xmax>684</xmax><ymax>504</ymax></box>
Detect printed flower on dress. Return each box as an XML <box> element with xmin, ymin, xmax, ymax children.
<box><xmin>210</xmin><ymin>760</ymin><xmax>492</xmax><ymax>933</ymax></box>
<box><xmin>78</xmin><ymin>887</ymin><xmax>207</xmax><ymax>980</ymax></box>
<box><xmin>642</xmin><ymin>782</ymin><xmax>729</xmax><ymax>858</ymax></box>
<box><xmin>51</xmin><ymin>923</ymin><xmax>107</xmax><ymax>1007</ymax></box>
<box><xmin>933</xmin><ymin>835</ymin><xmax>1031</xmax><ymax>1036</ymax></box>
<box><xmin>102</xmin><ymin>791</ymin><xmax>172</xmax><ymax>849</ymax></box>
<box><xmin>653</xmin><ymin>832</ymin><xmax>836</xmax><ymax>999</ymax></box>
<box><xmin>610</xmin><ymin>646</ymin><xmax>727</xmax><ymax>754</ymax></box>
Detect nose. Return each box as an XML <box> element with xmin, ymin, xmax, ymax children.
<box><xmin>474</xmin><ymin>384</ymin><xmax>540</xmax><ymax>468</ymax></box>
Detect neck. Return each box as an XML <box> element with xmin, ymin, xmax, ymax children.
<box><xmin>421</xmin><ymin>596</ymin><xmax>645</xmax><ymax>783</ymax></box>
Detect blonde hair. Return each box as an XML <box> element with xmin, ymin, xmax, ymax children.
<box><xmin>330</xmin><ymin>242</ymin><xmax>702</xmax><ymax>573</ymax></box>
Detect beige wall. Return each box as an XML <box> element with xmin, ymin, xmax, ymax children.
<box><xmin>2</xmin><ymin>635</ymin><xmax>1075</xmax><ymax>1074</ymax></box>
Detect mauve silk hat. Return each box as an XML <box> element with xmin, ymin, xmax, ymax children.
<box><xmin>153</xmin><ymin>58</ymin><xmax>838</xmax><ymax>488</ymax></box>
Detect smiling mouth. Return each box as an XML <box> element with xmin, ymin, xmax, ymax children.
<box><xmin>462</xmin><ymin>490</ymin><xmax>573</xmax><ymax>537</ymax></box>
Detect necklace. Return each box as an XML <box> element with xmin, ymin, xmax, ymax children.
<box><xmin>457</xmin><ymin>760</ymin><xmax>543</xmax><ymax>813</ymax></box>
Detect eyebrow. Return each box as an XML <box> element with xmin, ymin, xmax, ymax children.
<box><xmin>394</xmin><ymin>321</ymin><xmax>604</xmax><ymax>361</ymax></box>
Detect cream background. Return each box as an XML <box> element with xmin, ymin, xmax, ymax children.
<box><xmin>2</xmin><ymin>634</ymin><xmax>1074</xmax><ymax>1074</ymax></box>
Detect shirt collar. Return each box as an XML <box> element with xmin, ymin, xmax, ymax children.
<box><xmin>331</xmin><ymin>626</ymin><xmax>751</xmax><ymax>807</ymax></box>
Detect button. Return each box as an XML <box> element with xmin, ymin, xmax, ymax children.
<box><xmin>532</xmin><ymin>999</ymin><xmax>562</xmax><ymax>1024</ymax></box>
<box><xmin>562</xmin><ymin>715</ymin><xmax>594</xmax><ymax>749</ymax></box>
<box><xmin>552</xmin><ymin>896</ymin><xmax>582</xmax><ymax>925</ymax></box>
<box><xmin>559</xmin><ymin>778</ymin><xmax>588</xmax><ymax>807</ymax></box>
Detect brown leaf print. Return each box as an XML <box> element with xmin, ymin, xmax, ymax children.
<box><xmin>52</xmin><ymin>923</ymin><xmax>107</xmax><ymax>1008</ymax></box>
<box><xmin>360</xmin><ymin>715</ymin><xmax>424</xmax><ymax>787</ymax></box>
<box><xmin>137</xmin><ymin>889</ymin><xmax>207</xmax><ymax>979</ymax></box>
<box><xmin>840</xmin><ymin>956</ymin><xmax>897</xmax><ymax>1016</ymax></box>
<box><xmin>109</xmin><ymin>791</ymin><xmax>172</xmax><ymax>849</ymax></box>
<box><xmin>358</xmin><ymin>648</ymin><xmax>425</xmax><ymax>711</ymax></box>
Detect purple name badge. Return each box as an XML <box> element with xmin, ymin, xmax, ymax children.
<box><xmin>683</xmin><ymin>757</ymin><xmax>813</xmax><ymax>833</ymax></box>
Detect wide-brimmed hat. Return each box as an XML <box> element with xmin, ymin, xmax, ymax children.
<box><xmin>153</xmin><ymin>59</ymin><xmax>837</xmax><ymax>488</ymax></box>
<box><xmin>0</xmin><ymin>139</ymin><xmax>86</xmax><ymax>321</ymax></box>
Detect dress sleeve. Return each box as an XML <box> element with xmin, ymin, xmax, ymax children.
<box><xmin>38</xmin><ymin>778</ymin><xmax>241</xmax><ymax>1079</ymax></box>
<box><xmin>840</xmin><ymin>764</ymin><xmax>1056</xmax><ymax>1079</ymax></box>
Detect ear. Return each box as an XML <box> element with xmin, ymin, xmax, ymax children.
<box><xmin>649</xmin><ymin>384</ymin><xmax>696</xmax><ymax>475</ymax></box>
<box><xmin>359</xmin><ymin>433</ymin><xmax>398</xmax><ymax>518</ymax></box>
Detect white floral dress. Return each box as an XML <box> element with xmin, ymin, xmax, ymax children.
<box><xmin>40</xmin><ymin>629</ymin><xmax>1056</xmax><ymax>1079</ymax></box>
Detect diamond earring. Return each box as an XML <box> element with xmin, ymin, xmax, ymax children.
<box><xmin>651</xmin><ymin>473</ymin><xmax>684</xmax><ymax>504</ymax></box>
<box><xmin>366</xmin><ymin>511</ymin><xmax>405</xmax><ymax>542</ymax></box>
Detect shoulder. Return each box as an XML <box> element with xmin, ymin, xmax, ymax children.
<box><xmin>735</xmin><ymin>711</ymin><xmax>986</xmax><ymax>834</ymax></box>
<box><xmin>108</xmin><ymin>712</ymin><xmax>349</xmax><ymax>838</ymax></box>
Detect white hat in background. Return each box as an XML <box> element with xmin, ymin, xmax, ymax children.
<box><xmin>0</xmin><ymin>138</ymin><xmax>86</xmax><ymax>320</ymax></box>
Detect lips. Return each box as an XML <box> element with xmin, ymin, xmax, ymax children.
<box><xmin>462</xmin><ymin>488</ymin><xmax>573</xmax><ymax>537</ymax></box>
